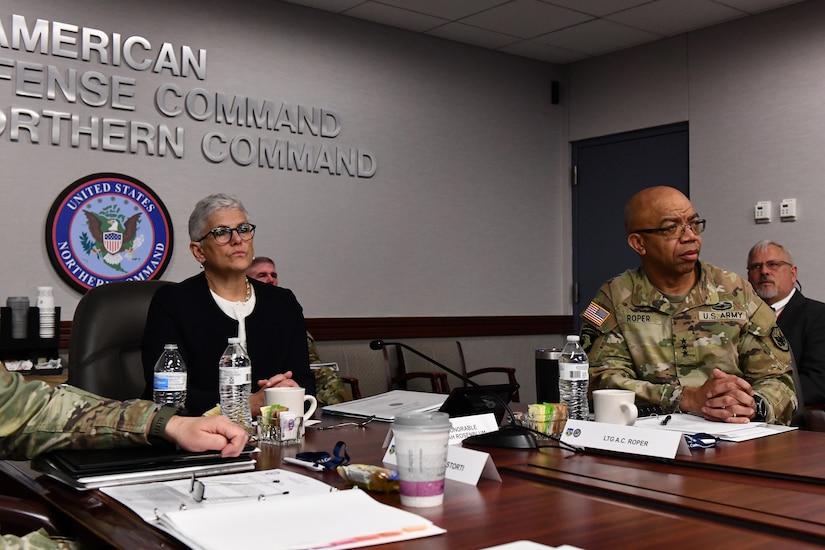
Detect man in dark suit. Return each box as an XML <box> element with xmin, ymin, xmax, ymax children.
<box><xmin>748</xmin><ymin>240</ymin><xmax>825</xmax><ymax>407</ymax></box>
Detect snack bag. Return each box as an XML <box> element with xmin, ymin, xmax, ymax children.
<box><xmin>337</xmin><ymin>464</ymin><xmax>399</xmax><ymax>493</ymax></box>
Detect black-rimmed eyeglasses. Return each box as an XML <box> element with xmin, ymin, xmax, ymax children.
<box><xmin>746</xmin><ymin>260</ymin><xmax>793</xmax><ymax>273</ymax></box>
<box><xmin>631</xmin><ymin>219</ymin><xmax>706</xmax><ymax>239</ymax></box>
<box><xmin>196</xmin><ymin>223</ymin><xmax>256</xmax><ymax>244</ymax></box>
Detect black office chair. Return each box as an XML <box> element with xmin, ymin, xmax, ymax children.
<box><xmin>788</xmin><ymin>350</ymin><xmax>825</xmax><ymax>431</ymax></box>
<box><xmin>68</xmin><ymin>280</ymin><xmax>171</xmax><ymax>400</ymax></box>
<box><xmin>456</xmin><ymin>341</ymin><xmax>520</xmax><ymax>402</ymax></box>
<box><xmin>0</xmin><ymin>496</ymin><xmax>61</xmax><ymax>537</ymax></box>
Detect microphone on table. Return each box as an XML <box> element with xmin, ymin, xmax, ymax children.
<box><xmin>369</xmin><ymin>339</ymin><xmax>540</xmax><ymax>449</ymax></box>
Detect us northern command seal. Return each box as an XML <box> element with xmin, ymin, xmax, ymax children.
<box><xmin>45</xmin><ymin>173</ymin><xmax>174</xmax><ymax>293</ymax></box>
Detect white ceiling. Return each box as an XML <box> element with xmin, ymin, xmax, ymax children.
<box><xmin>280</xmin><ymin>0</ymin><xmax>808</xmax><ymax>64</ymax></box>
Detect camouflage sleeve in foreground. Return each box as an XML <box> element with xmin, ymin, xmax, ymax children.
<box><xmin>0</xmin><ymin>370</ymin><xmax>158</xmax><ymax>460</ymax></box>
<box><xmin>581</xmin><ymin>263</ymin><xmax>796</xmax><ymax>425</ymax></box>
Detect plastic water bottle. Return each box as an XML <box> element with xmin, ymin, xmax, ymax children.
<box><xmin>153</xmin><ymin>344</ymin><xmax>187</xmax><ymax>409</ymax></box>
<box><xmin>558</xmin><ymin>335</ymin><xmax>589</xmax><ymax>421</ymax></box>
<box><xmin>219</xmin><ymin>337</ymin><xmax>253</xmax><ymax>430</ymax></box>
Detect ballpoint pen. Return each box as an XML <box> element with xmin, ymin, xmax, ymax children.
<box><xmin>283</xmin><ymin>456</ymin><xmax>325</xmax><ymax>472</ymax></box>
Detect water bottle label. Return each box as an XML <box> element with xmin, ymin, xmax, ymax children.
<box><xmin>559</xmin><ymin>362</ymin><xmax>589</xmax><ymax>381</ymax></box>
<box><xmin>220</xmin><ymin>366</ymin><xmax>252</xmax><ymax>386</ymax></box>
<box><xmin>154</xmin><ymin>372</ymin><xmax>187</xmax><ymax>391</ymax></box>
<box><xmin>158</xmin><ymin>372</ymin><xmax>187</xmax><ymax>391</ymax></box>
<box><xmin>154</xmin><ymin>373</ymin><xmax>170</xmax><ymax>390</ymax></box>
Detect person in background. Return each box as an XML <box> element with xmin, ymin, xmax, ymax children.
<box><xmin>141</xmin><ymin>194</ymin><xmax>315</xmax><ymax>417</ymax></box>
<box><xmin>247</xmin><ymin>256</ymin><xmax>348</xmax><ymax>406</ymax></box>
<box><xmin>747</xmin><ymin>240</ymin><xmax>825</xmax><ymax>407</ymax></box>
<box><xmin>581</xmin><ymin>186</ymin><xmax>796</xmax><ymax>424</ymax></box>
<box><xmin>0</xmin><ymin>368</ymin><xmax>248</xmax><ymax>547</ymax></box>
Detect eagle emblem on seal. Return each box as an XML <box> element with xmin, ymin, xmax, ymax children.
<box><xmin>81</xmin><ymin>207</ymin><xmax>143</xmax><ymax>273</ymax></box>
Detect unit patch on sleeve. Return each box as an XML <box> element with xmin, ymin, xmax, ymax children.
<box><xmin>771</xmin><ymin>326</ymin><xmax>790</xmax><ymax>352</ymax></box>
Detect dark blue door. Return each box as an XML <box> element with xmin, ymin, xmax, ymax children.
<box><xmin>572</xmin><ymin>123</ymin><xmax>689</xmax><ymax>330</ymax></box>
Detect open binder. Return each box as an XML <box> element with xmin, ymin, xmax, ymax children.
<box><xmin>101</xmin><ymin>469</ymin><xmax>445</xmax><ymax>549</ymax></box>
<box><xmin>33</xmin><ymin>444</ymin><xmax>257</xmax><ymax>490</ymax></box>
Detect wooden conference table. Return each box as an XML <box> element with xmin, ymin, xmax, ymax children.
<box><xmin>3</xmin><ymin>417</ymin><xmax>825</xmax><ymax>549</ymax></box>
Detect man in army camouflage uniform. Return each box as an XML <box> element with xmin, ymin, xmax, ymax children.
<box><xmin>247</xmin><ymin>256</ymin><xmax>348</xmax><ymax>406</ymax></box>
<box><xmin>581</xmin><ymin>186</ymin><xmax>796</xmax><ymax>425</ymax></box>
<box><xmin>0</xmin><ymin>368</ymin><xmax>248</xmax><ymax>547</ymax></box>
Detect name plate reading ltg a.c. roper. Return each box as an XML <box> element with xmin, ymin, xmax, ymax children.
<box><xmin>560</xmin><ymin>419</ymin><xmax>691</xmax><ymax>458</ymax></box>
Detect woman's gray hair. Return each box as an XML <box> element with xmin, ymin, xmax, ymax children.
<box><xmin>188</xmin><ymin>193</ymin><xmax>250</xmax><ymax>241</ymax></box>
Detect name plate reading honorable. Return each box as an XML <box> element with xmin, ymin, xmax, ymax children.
<box><xmin>447</xmin><ymin>413</ymin><xmax>501</xmax><ymax>444</ymax></box>
<box><xmin>560</xmin><ymin>419</ymin><xmax>691</xmax><ymax>458</ymax></box>
<box><xmin>381</xmin><ymin>414</ymin><xmax>500</xmax><ymax>449</ymax></box>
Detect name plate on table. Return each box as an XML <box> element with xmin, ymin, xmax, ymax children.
<box><xmin>382</xmin><ymin>415</ymin><xmax>502</xmax><ymax>485</ymax></box>
<box><xmin>560</xmin><ymin>419</ymin><xmax>691</xmax><ymax>458</ymax></box>
<box><xmin>447</xmin><ymin>413</ymin><xmax>501</xmax><ymax>444</ymax></box>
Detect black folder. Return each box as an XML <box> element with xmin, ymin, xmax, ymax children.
<box><xmin>33</xmin><ymin>444</ymin><xmax>257</xmax><ymax>490</ymax></box>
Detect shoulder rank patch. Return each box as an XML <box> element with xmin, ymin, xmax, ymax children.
<box><xmin>582</xmin><ymin>301</ymin><xmax>611</xmax><ymax>327</ymax></box>
<box><xmin>771</xmin><ymin>326</ymin><xmax>790</xmax><ymax>352</ymax></box>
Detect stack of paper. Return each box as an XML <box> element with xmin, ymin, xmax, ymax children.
<box><xmin>102</xmin><ymin>468</ymin><xmax>445</xmax><ymax>549</ymax></box>
<box><xmin>634</xmin><ymin>413</ymin><xmax>796</xmax><ymax>442</ymax></box>
<box><xmin>160</xmin><ymin>488</ymin><xmax>444</xmax><ymax>550</ymax></box>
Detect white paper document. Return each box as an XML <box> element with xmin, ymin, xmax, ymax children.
<box><xmin>159</xmin><ymin>486</ymin><xmax>444</xmax><ymax>550</ymax></box>
<box><xmin>103</xmin><ymin>469</ymin><xmax>445</xmax><ymax>549</ymax></box>
<box><xmin>321</xmin><ymin>390</ymin><xmax>448</xmax><ymax>421</ymax></box>
<box><xmin>634</xmin><ymin>413</ymin><xmax>796</xmax><ymax>441</ymax></box>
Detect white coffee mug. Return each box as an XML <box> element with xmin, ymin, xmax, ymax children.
<box><xmin>593</xmin><ymin>389</ymin><xmax>638</xmax><ymax>425</ymax></box>
<box><xmin>264</xmin><ymin>386</ymin><xmax>318</xmax><ymax>420</ymax></box>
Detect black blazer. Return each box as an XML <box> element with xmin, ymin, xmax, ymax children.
<box><xmin>777</xmin><ymin>290</ymin><xmax>825</xmax><ymax>407</ymax></box>
<box><xmin>141</xmin><ymin>273</ymin><xmax>314</xmax><ymax>415</ymax></box>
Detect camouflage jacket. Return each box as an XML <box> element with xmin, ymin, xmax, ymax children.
<box><xmin>308</xmin><ymin>332</ymin><xmax>347</xmax><ymax>406</ymax></box>
<box><xmin>581</xmin><ymin>261</ymin><xmax>796</xmax><ymax>425</ymax></box>
<box><xmin>0</xmin><ymin>370</ymin><xmax>157</xmax><ymax>460</ymax></box>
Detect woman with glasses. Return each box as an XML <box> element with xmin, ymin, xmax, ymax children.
<box><xmin>141</xmin><ymin>194</ymin><xmax>314</xmax><ymax>417</ymax></box>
